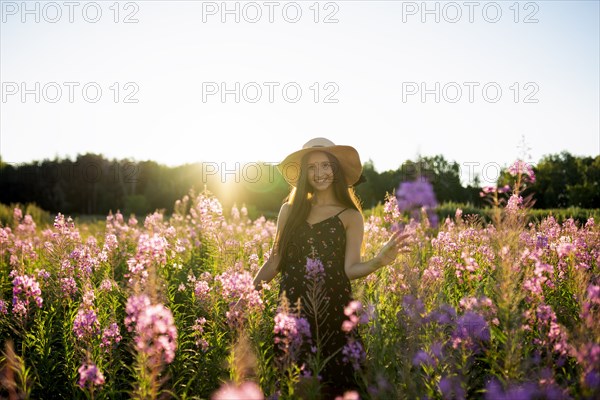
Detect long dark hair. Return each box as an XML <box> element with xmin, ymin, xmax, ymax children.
<box><xmin>273</xmin><ymin>151</ymin><xmax>363</xmax><ymax>271</ymax></box>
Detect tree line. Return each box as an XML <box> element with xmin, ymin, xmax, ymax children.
<box><xmin>0</xmin><ymin>151</ymin><xmax>597</xmax><ymax>218</ymax></box>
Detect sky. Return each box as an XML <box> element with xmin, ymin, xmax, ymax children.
<box><xmin>1</xmin><ymin>0</ymin><xmax>599</xmax><ymax>186</ymax></box>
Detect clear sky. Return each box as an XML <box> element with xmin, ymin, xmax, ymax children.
<box><xmin>1</xmin><ymin>0</ymin><xmax>599</xmax><ymax>185</ymax></box>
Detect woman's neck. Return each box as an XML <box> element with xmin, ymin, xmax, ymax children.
<box><xmin>310</xmin><ymin>190</ymin><xmax>338</xmax><ymax>206</ymax></box>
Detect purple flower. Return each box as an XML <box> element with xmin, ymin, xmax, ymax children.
<box><xmin>137</xmin><ymin>304</ymin><xmax>178</xmax><ymax>363</ymax></box>
<box><xmin>439</xmin><ymin>375</ymin><xmax>465</xmax><ymax>400</ymax></box>
<box><xmin>0</xmin><ymin>299</ymin><xmax>8</xmax><ymax>315</ymax></box>
<box><xmin>78</xmin><ymin>362</ymin><xmax>105</xmax><ymax>388</ymax></box>
<box><xmin>536</xmin><ymin>235</ymin><xmax>548</xmax><ymax>249</ymax></box>
<box><xmin>12</xmin><ymin>274</ymin><xmax>43</xmax><ymax>319</ymax></box>
<box><xmin>73</xmin><ymin>308</ymin><xmax>100</xmax><ymax>340</ymax></box>
<box><xmin>396</xmin><ymin>179</ymin><xmax>438</xmax><ymax>227</ymax></box>
<box><xmin>508</xmin><ymin>159</ymin><xmax>536</xmax><ymax>183</ymax></box>
<box><xmin>485</xmin><ymin>379</ymin><xmax>540</xmax><ymax>400</ymax></box>
<box><xmin>585</xmin><ymin>371</ymin><xmax>600</xmax><ymax>390</ymax></box>
<box><xmin>125</xmin><ymin>295</ymin><xmax>152</xmax><ymax>332</ymax></box>
<box><xmin>452</xmin><ymin>311</ymin><xmax>490</xmax><ymax>352</ymax></box>
<box><xmin>194</xmin><ymin>280</ymin><xmax>210</xmax><ymax>302</ymax></box>
<box><xmin>412</xmin><ymin>350</ymin><xmax>434</xmax><ymax>367</ymax></box>
<box><xmin>342</xmin><ymin>338</ymin><xmax>365</xmax><ymax>371</ymax></box>
<box><xmin>273</xmin><ymin>310</ymin><xmax>311</xmax><ymax>359</ymax></box>
<box><xmin>192</xmin><ymin>317</ymin><xmax>209</xmax><ymax>351</ymax></box>
<box><xmin>100</xmin><ymin>323</ymin><xmax>122</xmax><ymax>351</ymax></box>
<box><xmin>60</xmin><ymin>277</ymin><xmax>77</xmax><ymax>298</ymax></box>
<box><xmin>587</xmin><ymin>284</ymin><xmax>600</xmax><ymax>305</ymax></box>
<box><xmin>402</xmin><ymin>295</ymin><xmax>425</xmax><ymax>322</ymax></box>
<box><xmin>305</xmin><ymin>257</ymin><xmax>325</xmax><ymax>282</ymax></box>
<box><xmin>506</xmin><ymin>194</ymin><xmax>523</xmax><ymax>214</ymax></box>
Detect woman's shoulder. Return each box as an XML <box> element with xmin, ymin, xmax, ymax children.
<box><xmin>339</xmin><ymin>207</ymin><xmax>363</xmax><ymax>228</ymax></box>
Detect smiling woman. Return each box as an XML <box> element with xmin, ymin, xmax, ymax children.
<box><xmin>252</xmin><ymin>137</ymin><xmax>411</xmax><ymax>397</ymax></box>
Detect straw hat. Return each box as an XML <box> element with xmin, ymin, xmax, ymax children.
<box><xmin>276</xmin><ymin>137</ymin><xmax>363</xmax><ymax>187</ymax></box>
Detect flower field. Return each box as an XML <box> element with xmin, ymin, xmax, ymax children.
<box><xmin>0</xmin><ymin>186</ymin><xmax>599</xmax><ymax>399</ymax></box>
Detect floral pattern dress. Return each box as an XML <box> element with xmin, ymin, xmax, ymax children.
<box><xmin>278</xmin><ymin>207</ymin><xmax>360</xmax><ymax>395</ymax></box>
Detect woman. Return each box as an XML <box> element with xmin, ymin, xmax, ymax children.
<box><xmin>253</xmin><ymin>137</ymin><xmax>410</xmax><ymax>398</ymax></box>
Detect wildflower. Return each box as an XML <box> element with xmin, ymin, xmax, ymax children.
<box><xmin>556</xmin><ymin>239</ymin><xmax>574</xmax><ymax>258</ymax></box>
<box><xmin>401</xmin><ymin>295</ymin><xmax>425</xmax><ymax>323</ymax></box>
<box><xmin>587</xmin><ymin>284</ymin><xmax>600</xmax><ymax>305</ymax></box>
<box><xmin>273</xmin><ymin>310</ymin><xmax>311</xmax><ymax>358</ymax></box>
<box><xmin>342</xmin><ymin>300</ymin><xmax>372</xmax><ymax>332</ymax></box>
<box><xmin>100</xmin><ymin>323</ymin><xmax>122</xmax><ymax>351</ymax></box>
<box><xmin>439</xmin><ymin>375</ymin><xmax>465</xmax><ymax>400</ymax></box>
<box><xmin>12</xmin><ymin>274</ymin><xmax>43</xmax><ymax>319</ymax></box>
<box><xmin>73</xmin><ymin>308</ymin><xmax>100</xmax><ymax>340</ymax></box>
<box><xmin>194</xmin><ymin>280</ymin><xmax>210</xmax><ymax>301</ymax></box>
<box><xmin>305</xmin><ymin>257</ymin><xmax>325</xmax><ymax>282</ymax></box>
<box><xmin>396</xmin><ymin>178</ymin><xmax>438</xmax><ymax>227</ymax></box>
<box><xmin>215</xmin><ymin>270</ymin><xmax>263</xmax><ymax>326</ymax></box>
<box><xmin>412</xmin><ymin>350</ymin><xmax>434</xmax><ymax>367</ymax></box>
<box><xmin>342</xmin><ymin>338</ymin><xmax>365</xmax><ymax>370</ymax></box>
<box><xmin>452</xmin><ymin>311</ymin><xmax>490</xmax><ymax>352</ymax></box>
<box><xmin>505</xmin><ymin>194</ymin><xmax>523</xmax><ymax>214</ymax></box>
<box><xmin>335</xmin><ymin>391</ymin><xmax>361</xmax><ymax>400</ymax></box>
<box><xmin>383</xmin><ymin>194</ymin><xmax>401</xmax><ymax>225</ymax></box>
<box><xmin>0</xmin><ymin>299</ymin><xmax>8</xmax><ymax>315</ymax></box>
<box><xmin>124</xmin><ymin>295</ymin><xmax>152</xmax><ymax>332</ymax></box>
<box><xmin>60</xmin><ymin>277</ymin><xmax>77</xmax><ymax>298</ymax></box>
<box><xmin>485</xmin><ymin>379</ymin><xmax>542</xmax><ymax>400</ymax></box>
<box><xmin>78</xmin><ymin>362</ymin><xmax>105</xmax><ymax>388</ymax></box>
<box><xmin>192</xmin><ymin>317</ymin><xmax>209</xmax><ymax>351</ymax></box>
<box><xmin>126</xmin><ymin>233</ymin><xmax>169</xmax><ymax>285</ymax></box>
<box><xmin>508</xmin><ymin>159</ymin><xmax>536</xmax><ymax>183</ymax></box>
<box><xmin>134</xmin><ymin>303</ymin><xmax>178</xmax><ymax>364</ymax></box>
<box><xmin>99</xmin><ymin>279</ymin><xmax>115</xmax><ymax>292</ymax></box>
<box><xmin>425</xmin><ymin>303</ymin><xmax>457</xmax><ymax>325</ymax></box>
<box><xmin>211</xmin><ymin>381</ymin><xmax>264</xmax><ymax>400</ymax></box>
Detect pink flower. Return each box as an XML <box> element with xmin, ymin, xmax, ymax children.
<box><xmin>211</xmin><ymin>381</ymin><xmax>264</xmax><ymax>400</ymax></box>
<box><xmin>125</xmin><ymin>295</ymin><xmax>178</xmax><ymax>364</ymax></box>
<box><xmin>78</xmin><ymin>362</ymin><xmax>105</xmax><ymax>388</ymax></box>
<box><xmin>100</xmin><ymin>323</ymin><xmax>122</xmax><ymax>351</ymax></box>
<box><xmin>73</xmin><ymin>308</ymin><xmax>100</xmax><ymax>340</ymax></box>
<box><xmin>0</xmin><ymin>299</ymin><xmax>8</xmax><ymax>315</ymax></box>
<box><xmin>274</xmin><ymin>311</ymin><xmax>311</xmax><ymax>358</ymax></box>
<box><xmin>12</xmin><ymin>274</ymin><xmax>43</xmax><ymax>319</ymax></box>
<box><xmin>508</xmin><ymin>159</ymin><xmax>536</xmax><ymax>183</ymax></box>
<box><xmin>335</xmin><ymin>391</ymin><xmax>361</xmax><ymax>400</ymax></box>
<box><xmin>505</xmin><ymin>194</ymin><xmax>523</xmax><ymax>214</ymax></box>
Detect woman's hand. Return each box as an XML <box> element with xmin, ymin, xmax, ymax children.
<box><xmin>375</xmin><ymin>230</ymin><xmax>411</xmax><ymax>267</ymax></box>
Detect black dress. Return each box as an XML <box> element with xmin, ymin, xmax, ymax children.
<box><xmin>279</xmin><ymin>207</ymin><xmax>361</xmax><ymax>397</ymax></box>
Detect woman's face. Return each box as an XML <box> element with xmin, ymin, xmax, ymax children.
<box><xmin>306</xmin><ymin>151</ymin><xmax>335</xmax><ymax>191</ymax></box>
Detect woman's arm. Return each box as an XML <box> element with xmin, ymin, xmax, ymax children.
<box><xmin>344</xmin><ymin>210</ymin><xmax>410</xmax><ymax>280</ymax></box>
<box><xmin>252</xmin><ymin>202</ymin><xmax>290</xmax><ymax>290</ymax></box>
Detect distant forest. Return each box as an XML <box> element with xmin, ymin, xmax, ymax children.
<box><xmin>1</xmin><ymin>152</ymin><xmax>598</xmax><ymax>218</ymax></box>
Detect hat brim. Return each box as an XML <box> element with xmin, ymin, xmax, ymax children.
<box><xmin>277</xmin><ymin>145</ymin><xmax>362</xmax><ymax>187</ymax></box>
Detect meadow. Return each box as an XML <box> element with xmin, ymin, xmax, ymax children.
<box><xmin>0</xmin><ymin>179</ymin><xmax>598</xmax><ymax>399</ymax></box>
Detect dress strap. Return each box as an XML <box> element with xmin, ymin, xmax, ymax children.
<box><xmin>335</xmin><ymin>208</ymin><xmax>349</xmax><ymax>217</ymax></box>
